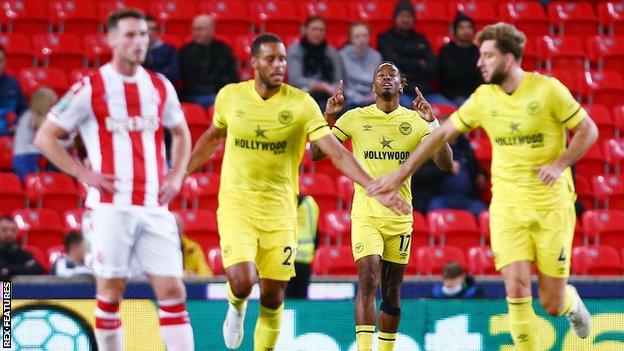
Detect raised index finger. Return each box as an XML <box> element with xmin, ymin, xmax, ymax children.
<box><xmin>337</xmin><ymin>79</ymin><xmax>344</xmax><ymax>93</ymax></box>
<box><xmin>415</xmin><ymin>87</ymin><xmax>424</xmax><ymax>99</ymax></box>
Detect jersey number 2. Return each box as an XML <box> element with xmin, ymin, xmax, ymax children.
<box><xmin>283</xmin><ymin>247</ymin><xmax>294</xmax><ymax>266</ymax></box>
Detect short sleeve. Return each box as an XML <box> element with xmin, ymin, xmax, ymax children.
<box><xmin>332</xmin><ymin>110</ymin><xmax>352</xmax><ymax>142</ymax></box>
<box><xmin>162</xmin><ymin>77</ymin><xmax>184</xmax><ymax>128</ymax></box>
<box><xmin>549</xmin><ymin>77</ymin><xmax>586</xmax><ymax>129</ymax></box>
<box><xmin>419</xmin><ymin>120</ymin><xmax>431</xmax><ymax>143</ymax></box>
<box><xmin>303</xmin><ymin>94</ymin><xmax>331</xmax><ymax>142</ymax></box>
<box><xmin>212</xmin><ymin>87</ymin><xmax>228</xmax><ymax>129</ymax></box>
<box><xmin>449</xmin><ymin>90</ymin><xmax>482</xmax><ymax>133</ymax></box>
<box><xmin>47</xmin><ymin>78</ymin><xmax>92</xmax><ymax>132</ymax></box>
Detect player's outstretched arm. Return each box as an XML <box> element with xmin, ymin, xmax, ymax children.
<box><xmin>535</xmin><ymin>117</ymin><xmax>599</xmax><ymax>186</ymax></box>
<box><xmin>313</xmin><ymin>134</ymin><xmax>411</xmax><ymax>215</ymax></box>
<box><xmin>368</xmin><ymin>120</ymin><xmax>461</xmax><ymax>197</ymax></box>
<box><xmin>186</xmin><ymin>125</ymin><xmax>227</xmax><ymax>175</ymax></box>
<box><xmin>311</xmin><ymin>80</ymin><xmax>346</xmax><ymax>161</ymax></box>
<box><xmin>159</xmin><ymin>119</ymin><xmax>192</xmax><ymax>204</ymax></box>
<box><xmin>34</xmin><ymin>120</ymin><xmax>115</xmax><ymax>193</ymax></box>
<box><xmin>412</xmin><ymin>87</ymin><xmax>453</xmax><ymax>171</ymax></box>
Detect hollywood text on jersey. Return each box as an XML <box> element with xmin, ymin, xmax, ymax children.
<box><xmin>234</xmin><ymin>138</ymin><xmax>288</xmax><ymax>155</ymax></box>
<box><xmin>363</xmin><ymin>150</ymin><xmax>411</xmax><ymax>164</ymax></box>
<box><xmin>494</xmin><ymin>133</ymin><xmax>545</xmax><ymax>149</ymax></box>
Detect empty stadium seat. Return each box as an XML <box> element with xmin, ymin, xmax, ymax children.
<box><xmin>300</xmin><ymin>173</ymin><xmax>338</xmax><ymax>214</ymax></box>
<box><xmin>414</xmin><ymin>1</ymin><xmax>451</xmax><ymax>38</ymax></box>
<box><xmin>335</xmin><ymin>175</ymin><xmax>354</xmax><ymax>210</ymax></box>
<box><xmin>603</xmin><ymin>138</ymin><xmax>624</xmax><ymax>173</ymax></box>
<box><xmin>412</xmin><ymin>245</ymin><xmax>466</xmax><ymax>275</ymax></box>
<box><xmin>148</xmin><ymin>0</ymin><xmax>196</xmax><ymax>37</ymax></box>
<box><xmin>452</xmin><ymin>1</ymin><xmax>498</xmax><ymax>31</ymax></box>
<box><xmin>12</xmin><ymin>208</ymin><xmax>64</xmax><ymax>254</ymax></box>
<box><xmin>198</xmin><ymin>1</ymin><xmax>253</xmax><ymax>36</ymax></box>
<box><xmin>312</xmin><ymin>245</ymin><xmax>356</xmax><ymax>275</ymax></box>
<box><xmin>0</xmin><ymin>137</ymin><xmax>13</xmax><ymax>171</ymax></box>
<box><xmin>572</xmin><ymin>245</ymin><xmax>624</xmax><ymax>275</ymax></box>
<box><xmin>467</xmin><ymin>245</ymin><xmax>496</xmax><ymax>275</ymax></box>
<box><xmin>0</xmin><ymin>172</ymin><xmax>26</xmax><ymax>214</ymax></box>
<box><xmin>478</xmin><ymin>211</ymin><xmax>489</xmax><ymax>240</ymax></box>
<box><xmin>23</xmin><ymin>244</ymin><xmax>49</xmax><ymax>272</ymax></box>
<box><xmin>430</xmin><ymin>103</ymin><xmax>456</xmax><ymax>119</ymax></box>
<box><xmin>538</xmin><ymin>35</ymin><xmax>588</xmax><ymax>71</ymax></box>
<box><xmin>185</xmin><ymin>172</ymin><xmax>220</xmax><ymax>211</ymax></box>
<box><xmin>499</xmin><ymin>1</ymin><xmax>549</xmax><ymax>38</ymax></box>
<box><xmin>176</xmin><ymin>209</ymin><xmax>219</xmax><ymax>251</ymax></box>
<box><xmin>427</xmin><ymin>209</ymin><xmax>481</xmax><ymax>249</ymax></box>
<box><xmin>583</xmin><ymin>104</ymin><xmax>615</xmax><ymax>141</ymax></box>
<box><xmin>254</xmin><ymin>0</ymin><xmax>302</xmax><ymax>38</ymax></box>
<box><xmin>319</xmin><ymin>210</ymin><xmax>351</xmax><ymax>245</ymax></box>
<box><xmin>582</xmin><ymin>209</ymin><xmax>624</xmax><ymax>252</ymax></box>
<box><xmin>232</xmin><ymin>33</ymin><xmax>255</xmax><ymax>66</ymax></box>
<box><xmin>598</xmin><ymin>1</ymin><xmax>624</xmax><ymax>35</ymax></box>
<box><xmin>585</xmin><ymin>70</ymin><xmax>624</xmax><ymax>108</ymax></box>
<box><xmin>352</xmin><ymin>0</ymin><xmax>394</xmax><ymax>35</ymax></box>
<box><xmin>18</xmin><ymin>67</ymin><xmax>69</xmax><ymax>97</ymax></box>
<box><xmin>63</xmin><ymin>208</ymin><xmax>85</xmax><ymax>232</ymax></box>
<box><xmin>0</xmin><ymin>33</ymin><xmax>33</xmax><ymax>73</ymax></box>
<box><xmin>586</xmin><ymin>36</ymin><xmax>624</xmax><ymax>70</ymax></box>
<box><xmin>575</xmin><ymin>144</ymin><xmax>606</xmax><ymax>179</ymax></box>
<box><xmin>0</xmin><ymin>0</ymin><xmax>49</xmax><ymax>34</ymax></box>
<box><xmin>549</xmin><ymin>1</ymin><xmax>599</xmax><ymax>37</ymax></box>
<box><xmin>312</xmin><ymin>154</ymin><xmax>342</xmax><ymax>179</ymax></box>
<box><xmin>549</xmin><ymin>69</ymin><xmax>585</xmax><ymax>99</ymax></box>
<box><xmin>32</xmin><ymin>33</ymin><xmax>85</xmax><ymax>73</ymax></box>
<box><xmin>206</xmin><ymin>246</ymin><xmax>224</xmax><ymax>275</ymax></box>
<box><xmin>522</xmin><ymin>39</ymin><xmax>540</xmax><ymax>71</ymax></box>
<box><xmin>83</xmin><ymin>33</ymin><xmax>111</xmax><ymax>67</ymax></box>
<box><xmin>181</xmin><ymin>102</ymin><xmax>210</xmax><ymax>146</ymax></box>
<box><xmin>468</xmin><ymin>138</ymin><xmax>492</xmax><ymax>172</ymax></box>
<box><xmin>412</xmin><ymin>211</ymin><xmax>431</xmax><ymax>248</ymax></box>
<box><xmin>575</xmin><ymin>174</ymin><xmax>595</xmax><ymax>210</ymax></box>
<box><xmin>304</xmin><ymin>1</ymin><xmax>352</xmax><ymax>36</ymax></box>
<box><xmin>50</xmin><ymin>0</ymin><xmax>100</xmax><ymax>34</ymax></box>
<box><xmin>25</xmin><ymin>172</ymin><xmax>81</xmax><ymax>215</ymax></box>
<box><xmin>69</xmin><ymin>68</ymin><xmax>96</xmax><ymax>83</ymax></box>
<box><xmin>592</xmin><ymin>174</ymin><xmax>624</xmax><ymax>209</ymax></box>
<box><xmin>98</xmin><ymin>1</ymin><xmax>148</xmax><ymax>24</ymax></box>
<box><xmin>613</xmin><ymin>104</ymin><xmax>624</xmax><ymax>137</ymax></box>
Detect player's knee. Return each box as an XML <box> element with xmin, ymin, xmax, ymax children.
<box><xmin>260</xmin><ymin>290</ymin><xmax>285</xmax><ymax>310</ymax></box>
<box><xmin>228</xmin><ymin>275</ymin><xmax>254</xmax><ymax>298</ymax></box>
<box><xmin>505</xmin><ymin>278</ymin><xmax>532</xmax><ymax>298</ymax></box>
<box><xmin>156</xmin><ymin>281</ymin><xmax>186</xmax><ymax>301</ymax></box>
<box><xmin>96</xmin><ymin>281</ymin><xmax>126</xmax><ymax>302</ymax></box>
<box><xmin>380</xmin><ymin>299</ymin><xmax>401</xmax><ymax>317</ymax></box>
<box><xmin>358</xmin><ymin>277</ymin><xmax>378</xmax><ymax>297</ymax></box>
<box><xmin>383</xmin><ymin>284</ymin><xmax>401</xmax><ymax>304</ymax></box>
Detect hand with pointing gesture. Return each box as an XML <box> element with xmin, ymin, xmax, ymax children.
<box><xmin>412</xmin><ymin>87</ymin><xmax>436</xmax><ymax>122</ymax></box>
<box><xmin>324</xmin><ymin>79</ymin><xmax>345</xmax><ymax>120</ymax></box>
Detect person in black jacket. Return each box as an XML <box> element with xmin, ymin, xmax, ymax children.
<box><xmin>144</xmin><ymin>15</ymin><xmax>180</xmax><ymax>83</ymax></box>
<box><xmin>179</xmin><ymin>14</ymin><xmax>238</xmax><ymax>107</ymax></box>
<box><xmin>439</xmin><ymin>13</ymin><xmax>483</xmax><ymax>106</ymax></box>
<box><xmin>432</xmin><ymin>261</ymin><xmax>484</xmax><ymax>299</ymax></box>
<box><xmin>0</xmin><ymin>215</ymin><xmax>43</xmax><ymax>279</ymax></box>
<box><xmin>377</xmin><ymin>1</ymin><xmax>453</xmax><ymax>107</ymax></box>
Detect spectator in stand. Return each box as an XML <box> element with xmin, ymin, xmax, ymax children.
<box><xmin>52</xmin><ymin>231</ymin><xmax>93</xmax><ymax>278</ymax></box>
<box><xmin>339</xmin><ymin>22</ymin><xmax>382</xmax><ymax>110</ymax></box>
<box><xmin>144</xmin><ymin>15</ymin><xmax>180</xmax><ymax>83</ymax></box>
<box><xmin>174</xmin><ymin>213</ymin><xmax>212</xmax><ymax>277</ymax></box>
<box><xmin>432</xmin><ymin>261</ymin><xmax>484</xmax><ymax>299</ymax></box>
<box><xmin>377</xmin><ymin>1</ymin><xmax>453</xmax><ymax>107</ymax></box>
<box><xmin>0</xmin><ymin>45</ymin><xmax>28</xmax><ymax>136</ymax></box>
<box><xmin>12</xmin><ymin>88</ymin><xmax>58</xmax><ymax>180</ymax></box>
<box><xmin>288</xmin><ymin>16</ymin><xmax>343</xmax><ymax>110</ymax></box>
<box><xmin>0</xmin><ymin>215</ymin><xmax>44</xmax><ymax>279</ymax></box>
<box><xmin>179</xmin><ymin>14</ymin><xmax>238</xmax><ymax>107</ymax></box>
<box><xmin>439</xmin><ymin>13</ymin><xmax>482</xmax><ymax>106</ymax></box>
<box><xmin>411</xmin><ymin>134</ymin><xmax>487</xmax><ymax>217</ymax></box>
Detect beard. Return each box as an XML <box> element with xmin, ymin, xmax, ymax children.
<box><xmin>488</xmin><ymin>62</ymin><xmax>508</xmax><ymax>85</ymax></box>
<box><xmin>259</xmin><ymin>72</ymin><xmax>281</xmax><ymax>90</ymax></box>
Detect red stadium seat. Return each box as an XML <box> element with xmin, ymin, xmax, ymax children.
<box><xmin>592</xmin><ymin>174</ymin><xmax>624</xmax><ymax>209</ymax></box>
<box><xmin>148</xmin><ymin>0</ymin><xmax>197</xmax><ymax>37</ymax></box>
<box><xmin>613</xmin><ymin>104</ymin><xmax>624</xmax><ymax>137</ymax></box>
<box><xmin>478</xmin><ymin>211</ymin><xmax>489</xmax><ymax>241</ymax></box>
<box><xmin>412</xmin><ymin>211</ymin><xmax>431</xmax><ymax>248</ymax></box>
<box><xmin>430</xmin><ymin>103</ymin><xmax>456</xmax><ymax>119</ymax></box>
<box><xmin>548</xmin><ymin>69</ymin><xmax>586</xmax><ymax>99</ymax></box>
<box><xmin>537</xmin><ymin>35</ymin><xmax>588</xmax><ymax>71</ymax></box>
<box><xmin>69</xmin><ymin>68</ymin><xmax>96</xmax><ymax>83</ymax></box>
<box><xmin>0</xmin><ymin>33</ymin><xmax>33</xmax><ymax>73</ymax></box>
<box><xmin>198</xmin><ymin>1</ymin><xmax>253</xmax><ymax>36</ymax></box>
<box><xmin>32</xmin><ymin>33</ymin><xmax>85</xmax><ymax>73</ymax></box>
<box><xmin>304</xmin><ymin>1</ymin><xmax>352</xmax><ymax>36</ymax></box>
<box><xmin>18</xmin><ymin>67</ymin><xmax>69</xmax><ymax>97</ymax></box>
<box><xmin>83</xmin><ymin>33</ymin><xmax>111</xmax><ymax>67</ymax></box>
<box><xmin>206</xmin><ymin>247</ymin><xmax>224</xmax><ymax>275</ymax></box>
<box><xmin>427</xmin><ymin>209</ymin><xmax>481</xmax><ymax>249</ymax></box>
<box><xmin>549</xmin><ymin>1</ymin><xmax>599</xmax><ymax>37</ymax></box>
<box><xmin>0</xmin><ymin>137</ymin><xmax>13</xmax><ymax>171</ymax></box>
<box><xmin>312</xmin><ymin>245</ymin><xmax>356</xmax><ymax>275</ymax></box>
<box><xmin>49</xmin><ymin>0</ymin><xmax>100</xmax><ymax>34</ymax></box>
<box><xmin>23</xmin><ymin>244</ymin><xmax>49</xmax><ymax>273</ymax></box>
<box><xmin>185</xmin><ymin>172</ymin><xmax>220</xmax><ymax>211</ymax></box>
<box><xmin>335</xmin><ymin>175</ymin><xmax>354</xmax><ymax>210</ymax></box>
<box><xmin>413</xmin><ymin>1</ymin><xmax>451</xmax><ymax>38</ymax></box>
<box><xmin>12</xmin><ymin>209</ymin><xmax>64</xmax><ymax>254</ymax></box>
<box><xmin>232</xmin><ymin>33</ymin><xmax>255</xmax><ymax>66</ymax></box>
<box><xmin>585</xmin><ymin>70</ymin><xmax>624</xmax><ymax>108</ymax></box>
<box><xmin>181</xmin><ymin>102</ymin><xmax>210</xmax><ymax>147</ymax></box>
<box><xmin>586</xmin><ymin>36</ymin><xmax>624</xmax><ymax>71</ymax></box>
<box><xmin>582</xmin><ymin>209</ymin><xmax>624</xmax><ymax>252</ymax></box>
<box><xmin>575</xmin><ymin>174</ymin><xmax>595</xmax><ymax>210</ymax></box>
<box><xmin>452</xmin><ymin>1</ymin><xmax>498</xmax><ymax>31</ymax></box>
<box><xmin>319</xmin><ymin>210</ymin><xmax>351</xmax><ymax>245</ymax></box>
<box><xmin>522</xmin><ymin>39</ymin><xmax>540</xmax><ymax>71</ymax></box>
<box><xmin>0</xmin><ymin>0</ymin><xmax>49</xmax><ymax>34</ymax></box>
<box><xmin>583</xmin><ymin>104</ymin><xmax>615</xmax><ymax>141</ymax></box>
<box><xmin>575</xmin><ymin>144</ymin><xmax>606</xmax><ymax>179</ymax></box>
<box><xmin>47</xmin><ymin>244</ymin><xmax>65</xmax><ymax>267</ymax></box>
<box><xmin>468</xmin><ymin>138</ymin><xmax>492</xmax><ymax>172</ymax></box>
<box><xmin>300</xmin><ymin>173</ymin><xmax>338</xmax><ymax>214</ymax></box>
<box><xmin>98</xmin><ymin>1</ymin><xmax>148</xmax><ymax>24</ymax></box>
<box><xmin>467</xmin><ymin>245</ymin><xmax>496</xmax><ymax>275</ymax></box>
<box><xmin>499</xmin><ymin>1</ymin><xmax>549</xmax><ymax>39</ymax></box>
<box><xmin>603</xmin><ymin>138</ymin><xmax>624</xmax><ymax>173</ymax></box>
<box><xmin>352</xmin><ymin>0</ymin><xmax>395</xmax><ymax>36</ymax></box>
<box><xmin>176</xmin><ymin>209</ymin><xmax>219</xmax><ymax>251</ymax></box>
<box><xmin>598</xmin><ymin>1</ymin><xmax>624</xmax><ymax>35</ymax></box>
<box><xmin>63</xmin><ymin>208</ymin><xmax>85</xmax><ymax>232</ymax></box>
<box><xmin>412</xmin><ymin>245</ymin><xmax>466</xmax><ymax>275</ymax></box>
<box><xmin>159</xmin><ymin>33</ymin><xmax>183</xmax><ymax>49</ymax></box>
<box><xmin>254</xmin><ymin>0</ymin><xmax>302</xmax><ymax>38</ymax></box>
<box><xmin>429</xmin><ymin>35</ymin><xmax>451</xmax><ymax>55</ymax></box>
<box><xmin>572</xmin><ymin>245</ymin><xmax>624</xmax><ymax>275</ymax></box>
<box><xmin>0</xmin><ymin>172</ymin><xmax>26</xmax><ymax>214</ymax></box>
<box><xmin>25</xmin><ymin>172</ymin><xmax>81</xmax><ymax>215</ymax></box>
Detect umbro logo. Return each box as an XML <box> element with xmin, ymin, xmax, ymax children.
<box><xmin>363</xmin><ymin>124</ymin><xmax>372</xmax><ymax>131</ymax></box>
<box><xmin>517</xmin><ymin>333</ymin><xmax>529</xmax><ymax>343</ymax></box>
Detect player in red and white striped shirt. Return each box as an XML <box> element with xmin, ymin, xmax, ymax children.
<box><xmin>34</xmin><ymin>9</ymin><xmax>194</xmax><ymax>351</ymax></box>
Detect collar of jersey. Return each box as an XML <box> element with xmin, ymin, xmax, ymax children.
<box><xmin>249</xmin><ymin>80</ymin><xmax>284</xmax><ymax>102</ymax></box>
<box><xmin>494</xmin><ymin>71</ymin><xmax>530</xmax><ymax>99</ymax></box>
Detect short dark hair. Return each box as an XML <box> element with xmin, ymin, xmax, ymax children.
<box><xmin>442</xmin><ymin>261</ymin><xmax>465</xmax><ymax>279</ymax></box>
<box><xmin>452</xmin><ymin>12</ymin><xmax>475</xmax><ymax>36</ymax></box>
<box><xmin>251</xmin><ymin>33</ymin><xmax>283</xmax><ymax>56</ymax></box>
<box><xmin>374</xmin><ymin>61</ymin><xmax>407</xmax><ymax>89</ymax></box>
<box><xmin>107</xmin><ymin>8</ymin><xmax>146</xmax><ymax>31</ymax></box>
<box><xmin>476</xmin><ymin>22</ymin><xmax>526</xmax><ymax>61</ymax></box>
<box><xmin>145</xmin><ymin>14</ymin><xmax>157</xmax><ymax>23</ymax></box>
<box><xmin>63</xmin><ymin>231</ymin><xmax>84</xmax><ymax>250</ymax></box>
<box><xmin>305</xmin><ymin>15</ymin><xmax>326</xmax><ymax>27</ymax></box>
<box><xmin>393</xmin><ymin>0</ymin><xmax>416</xmax><ymax>21</ymax></box>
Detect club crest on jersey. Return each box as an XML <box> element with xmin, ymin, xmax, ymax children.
<box><xmin>527</xmin><ymin>101</ymin><xmax>540</xmax><ymax>116</ymax></box>
<box><xmin>399</xmin><ymin>122</ymin><xmax>412</xmax><ymax>135</ymax></box>
<box><xmin>363</xmin><ymin>124</ymin><xmax>372</xmax><ymax>131</ymax></box>
<box><xmin>278</xmin><ymin>110</ymin><xmax>293</xmax><ymax>124</ymax></box>
<box><xmin>105</xmin><ymin>116</ymin><xmax>159</xmax><ymax>132</ymax></box>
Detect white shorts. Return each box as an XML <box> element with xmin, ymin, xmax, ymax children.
<box><xmin>83</xmin><ymin>204</ymin><xmax>183</xmax><ymax>278</ymax></box>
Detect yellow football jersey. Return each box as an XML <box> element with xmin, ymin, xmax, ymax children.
<box><xmin>449</xmin><ymin>72</ymin><xmax>587</xmax><ymax>208</ymax></box>
<box><xmin>334</xmin><ymin>104</ymin><xmax>431</xmax><ymax>218</ymax></box>
<box><xmin>213</xmin><ymin>80</ymin><xmax>331</xmax><ymax>219</ymax></box>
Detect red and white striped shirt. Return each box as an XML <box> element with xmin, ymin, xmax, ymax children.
<box><xmin>48</xmin><ymin>64</ymin><xmax>184</xmax><ymax>208</ymax></box>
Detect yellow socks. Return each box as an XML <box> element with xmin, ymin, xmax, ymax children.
<box><xmin>253</xmin><ymin>304</ymin><xmax>283</xmax><ymax>351</ymax></box>
<box><xmin>507</xmin><ymin>296</ymin><xmax>538</xmax><ymax>351</ymax></box>
<box><xmin>378</xmin><ymin>331</ymin><xmax>397</xmax><ymax>351</ymax></box>
<box><xmin>355</xmin><ymin>325</ymin><xmax>375</xmax><ymax>351</ymax></box>
<box><xmin>559</xmin><ymin>285</ymin><xmax>579</xmax><ymax>316</ymax></box>
<box><xmin>226</xmin><ymin>282</ymin><xmax>247</xmax><ymax>311</ymax></box>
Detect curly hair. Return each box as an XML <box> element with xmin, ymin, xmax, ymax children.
<box><xmin>476</xmin><ymin>22</ymin><xmax>526</xmax><ymax>61</ymax></box>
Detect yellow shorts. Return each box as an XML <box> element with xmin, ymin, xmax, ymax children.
<box><xmin>217</xmin><ymin>212</ymin><xmax>297</xmax><ymax>281</ymax></box>
<box><xmin>351</xmin><ymin>215</ymin><xmax>413</xmax><ymax>264</ymax></box>
<box><xmin>489</xmin><ymin>202</ymin><xmax>576</xmax><ymax>278</ymax></box>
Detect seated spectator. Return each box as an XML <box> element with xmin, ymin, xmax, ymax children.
<box><xmin>288</xmin><ymin>16</ymin><xmax>343</xmax><ymax>110</ymax></box>
<box><xmin>411</xmin><ymin>134</ymin><xmax>487</xmax><ymax>217</ymax></box>
<box><xmin>339</xmin><ymin>22</ymin><xmax>382</xmax><ymax>109</ymax></box>
<box><xmin>377</xmin><ymin>1</ymin><xmax>453</xmax><ymax>107</ymax></box>
<box><xmin>52</xmin><ymin>231</ymin><xmax>92</xmax><ymax>278</ymax></box>
<box><xmin>144</xmin><ymin>15</ymin><xmax>180</xmax><ymax>83</ymax></box>
<box><xmin>174</xmin><ymin>213</ymin><xmax>212</xmax><ymax>277</ymax></box>
<box><xmin>12</xmin><ymin>88</ymin><xmax>58</xmax><ymax>180</ymax></box>
<box><xmin>286</xmin><ymin>194</ymin><xmax>320</xmax><ymax>299</ymax></box>
<box><xmin>179</xmin><ymin>14</ymin><xmax>238</xmax><ymax>107</ymax></box>
<box><xmin>0</xmin><ymin>45</ymin><xmax>28</xmax><ymax>136</ymax></box>
<box><xmin>439</xmin><ymin>13</ymin><xmax>482</xmax><ymax>106</ymax></box>
<box><xmin>432</xmin><ymin>261</ymin><xmax>484</xmax><ymax>299</ymax></box>
<box><xmin>0</xmin><ymin>215</ymin><xmax>44</xmax><ymax>279</ymax></box>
